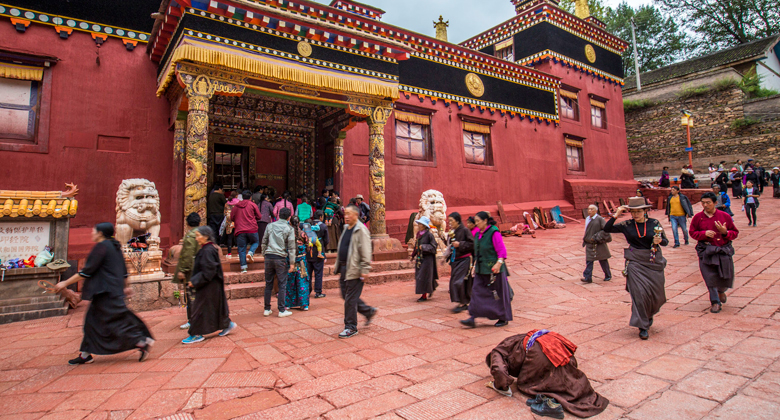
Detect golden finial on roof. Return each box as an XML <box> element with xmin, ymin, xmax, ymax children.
<box><xmin>434</xmin><ymin>15</ymin><xmax>449</xmax><ymax>42</ymax></box>
<box><xmin>575</xmin><ymin>0</ymin><xmax>591</xmax><ymax>19</ymax></box>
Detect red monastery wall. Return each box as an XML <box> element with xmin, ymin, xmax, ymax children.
<box><xmin>0</xmin><ymin>24</ymin><xmax>173</xmax><ymax>259</ymax></box>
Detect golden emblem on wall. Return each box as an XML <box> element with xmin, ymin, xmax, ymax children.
<box><xmin>585</xmin><ymin>44</ymin><xmax>596</xmax><ymax>63</ymax></box>
<box><xmin>297</xmin><ymin>41</ymin><xmax>313</xmax><ymax>57</ymax></box>
<box><xmin>465</xmin><ymin>73</ymin><xmax>484</xmax><ymax>97</ymax></box>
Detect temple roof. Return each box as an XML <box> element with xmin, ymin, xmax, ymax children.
<box><xmin>0</xmin><ymin>185</ymin><xmax>79</xmax><ymax>219</ymax></box>
<box><xmin>624</xmin><ymin>35</ymin><xmax>780</xmax><ymax>91</ymax></box>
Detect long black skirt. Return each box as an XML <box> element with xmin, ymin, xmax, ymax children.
<box><xmin>415</xmin><ymin>255</ymin><xmax>439</xmax><ymax>295</ymax></box>
<box><xmin>449</xmin><ymin>257</ymin><xmax>472</xmax><ymax>304</ymax></box>
<box><xmin>188</xmin><ymin>279</ymin><xmax>231</xmax><ymax>336</ymax></box>
<box><xmin>81</xmin><ymin>293</ymin><xmax>152</xmax><ymax>355</ymax></box>
<box><xmin>468</xmin><ymin>272</ymin><xmax>513</xmax><ymax>321</ymax></box>
<box><xmin>624</xmin><ymin>247</ymin><xmax>666</xmax><ymax>330</ymax></box>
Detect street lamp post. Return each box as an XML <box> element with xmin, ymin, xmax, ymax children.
<box><xmin>680</xmin><ymin>110</ymin><xmax>694</xmax><ymax>168</ymax></box>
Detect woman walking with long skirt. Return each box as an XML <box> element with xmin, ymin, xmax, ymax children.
<box><xmin>604</xmin><ymin>197</ymin><xmax>668</xmax><ymax>340</ymax></box>
<box><xmin>412</xmin><ymin>216</ymin><xmax>439</xmax><ymax>302</ymax></box>
<box><xmin>447</xmin><ymin>212</ymin><xmax>474</xmax><ymax>313</ymax></box>
<box><xmin>182</xmin><ymin>226</ymin><xmax>235</xmax><ymax>344</ymax></box>
<box><xmin>54</xmin><ymin>223</ymin><xmax>154</xmax><ymax>364</ymax></box>
<box><xmin>285</xmin><ymin>217</ymin><xmax>311</xmax><ymax>311</ymax></box>
<box><xmin>461</xmin><ymin>211</ymin><xmax>512</xmax><ymax>328</ymax></box>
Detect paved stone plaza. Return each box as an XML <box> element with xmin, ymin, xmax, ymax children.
<box><xmin>1</xmin><ymin>201</ymin><xmax>779</xmax><ymax>420</ymax></box>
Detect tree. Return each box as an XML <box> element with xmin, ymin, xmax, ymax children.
<box><xmin>557</xmin><ymin>0</ymin><xmax>610</xmax><ymax>23</ymax></box>
<box><xmin>605</xmin><ymin>3</ymin><xmax>691</xmax><ymax>75</ymax></box>
<box><xmin>654</xmin><ymin>0</ymin><xmax>780</xmax><ymax>51</ymax></box>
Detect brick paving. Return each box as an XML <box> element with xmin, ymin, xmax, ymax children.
<box><xmin>1</xmin><ymin>200</ymin><xmax>780</xmax><ymax>419</ymax></box>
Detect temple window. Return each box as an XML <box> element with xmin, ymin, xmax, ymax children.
<box><xmin>394</xmin><ymin>110</ymin><xmax>432</xmax><ymax>161</ymax></box>
<box><xmin>0</xmin><ymin>63</ymin><xmax>43</xmax><ymax>143</ymax></box>
<box><xmin>462</xmin><ymin>121</ymin><xmax>492</xmax><ymax>165</ymax></box>
<box><xmin>590</xmin><ymin>98</ymin><xmax>607</xmax><ymax>129</ymax></box>
<box><xmin>494</xmin><ymin>38</ymin><xmax>514</xmax><ymax>62</ymax></box>
<box><xmin>565</xmin><ymin>135</ymin><xmax>585</xmax><ymax>172</ymax></box>
<box><xmin>559</xmin><ymin>88</ymin><xmax>579</xmax><ymax>121</ymax></box>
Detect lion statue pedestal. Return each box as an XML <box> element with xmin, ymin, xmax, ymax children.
<box><xmin>407</xmin><ymin>190</ymin><xmax>448</xmax><ymax>256</ymax></box>
<box><xmin>116</xmin><ymin>179</ymin><xmax>165</xmax><ymax>281</ymax></box>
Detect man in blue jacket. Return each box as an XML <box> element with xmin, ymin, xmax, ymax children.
<box><xmin>665</xmin><ymin>186</ymin><xmax>694</xmax><ymax>248</ymax></box>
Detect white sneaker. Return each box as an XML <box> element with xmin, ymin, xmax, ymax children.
<box><xmin>263</xmin><ymin>310</ymin><xmax>272</xmax><ymax>317</ymax></box>
<box><xmin>278</xmin><ymin>310</ymin><xmax>293</xmax><ymax>318</ymax></box>
<box><xmin>179</xmin><ymin>322</ymin><xmax>190</xmax><ymax>330</ymax></box>
<box><xmin>247</xmin><ymin>252</ymin><xmax>254</xmax><ymax>263</ymax></box>
<box><xmin>241</xmin><ymin>268</ymin><xmax>247</xmax><ymax>274</ymax></box>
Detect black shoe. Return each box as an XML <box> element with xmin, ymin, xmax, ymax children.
<box><xmin>417</xmin><ymin>297</ymin><xmax>428</xmax><ymax>302</ymax></box>
<box><xmin>68</xmin><ymin>354</ymin><xmax>94</xmax><ymax>365</ymax></box>
<box><xmin>315</xmin><ymin>293</ymin><xmax>326</xmax><ymax>298</ymax></box>
<box><xmin>526</xmin><ymin>394</ymin><xmax>549</xmax><ymax>407</ymax></box>
<box><xmin>639</xmin><ymin>329</ymin><xmax>649</xmax><ymax>340</ymax></box>
<box><xmin>581</xmin><ymin>278</ymin><xmax>592</xmax><ymax>283</ymax></box>
<box><xmin>138</xmin><ymin>345</ymin><xmax>151</xmax><ymax>362</ymax></box>
<box><xmin>495</xmin><ymin>320</ymin><xmax>509</xmax><ymax>327</ymax></box>
<box><xmin>673</xmin><ymin>244</ymin><xmax>680</xmax><ymax>248</ymax></box>
<box><xmin>460</xmin><ymin>318</ymin><xmax>476</xmax><ymax>328</ymax></box>
<box><xmin>649</xmin><ymin>317</ymin><xmax>654</xmax><ymax>327</ymax></box>
<box><xmin>531</xmin><ymin>398</ymin><xmax>564</xmax><ymax>419</ymax></box>
<box><xmin>452</xmin><ymin>305</ymin><xmax>468</xmax><ymax>314</ymax></box>
<box><xmin>604</xmin><ymin>276</ymin><xmax>612</xmax><ymax>282</ymax></box>
<box><xmin>685</xmin><ymin>241</ymin><xmax>689</xmax><ymax>245</ymax></box>
<box><xmin>338</xmin><ymin>328</ymin><xmax>358</xmax><ymax>339</ymax></box>
<box><xmin>365</xmin><ymin>307</ymin><xmax>378</xmax><ymax>326</ymax></box>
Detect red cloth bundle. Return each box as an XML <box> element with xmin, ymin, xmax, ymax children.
<box><xmin>523</xmin><ymin>329</ymin><xmax>577</xmax><ymax>367</ymax></box>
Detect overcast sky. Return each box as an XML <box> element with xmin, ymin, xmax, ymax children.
<box><xmin>311</xmin><ymin>0</ymin><xmax>653</xmax><ymax>43</ymax></box>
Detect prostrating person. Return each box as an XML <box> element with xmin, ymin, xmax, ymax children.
<box><xmin>412</xmin><ymin>216</ymin><xmax>439</xmax><ymax>302</ymax></box>
<box><xmin>582</xmin><ymin>205</ymin><xmax>612</xmax><ymax>283</ymax></box>
<box><xmin>334</xmin><ymin>204</ymin><xmax>377</xmax><ymax>338</ymax></box>
<box><xmin>665</xmin><ymin>186</ymin><xmax>693</xmax><ymax>248</ymax></box>
<box><xmin>446</xmin><ymin>212</ymin><xmax>474</xmax><ymax>313</ymax></box>
<box><xmin>174</xmin><ymin>212</ymin><xmax>202</xmax><ymax>330</ymax></box>
<box><xmin>689</xmin><ymin>192</ymin><xmax>739</xmax><ymax>314</ymax></box>
<box><xmin>182</xmin><ymin>226</ymin><xmax>235</xmax><ymax>344</ymax></box>
<box><xmin>486</xmin><ymin>331</ymin><xmax>609</xmax><ymax>419</ymax></box>
<box><xmin>604</xmin><ymin>198</ymin><xmax>668</xmax><ymax>340</ymax></box>
<box><xmin>54</xmin><ymin>223</ymin><xmax>154</xmax><ymax>364</ymax></box>
<box><xmin>460</xmin><ymin>211</ymin><xmax>513</xmax><ymax>328</ymax></box>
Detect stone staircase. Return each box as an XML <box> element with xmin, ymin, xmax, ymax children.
<box><xmin>219</xmin><ymin>252</ymin><xmax>448</xmax><ymax>299</ymax></box>
<box><xmin>0</xmin><ymin>294</ymin><xmax>68</xmax><ymax>324</ymax></box>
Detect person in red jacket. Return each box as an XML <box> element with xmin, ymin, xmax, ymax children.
<box><xmin>231</xmin><ymin>190</ymin><xmax>263</xmax><ymax>273</ymax></box>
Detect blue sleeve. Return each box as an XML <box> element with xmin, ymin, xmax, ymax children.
<box><xmin>723</xmin><ymin>194</ymin><xmax>730</xmax><ymax>206</ymax></box>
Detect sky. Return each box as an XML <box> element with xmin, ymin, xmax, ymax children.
<box><xmin>311</xmin><ymin>0</ymin><xmax>654</xmax><ymax>44</ymax></box>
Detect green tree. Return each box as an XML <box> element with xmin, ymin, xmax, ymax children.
<box><xmin>654</xmin><ymin>0</ymin><xmax>780</xmax><ymax>51</ymax></box>
<box><xmin>605</xmin><ymin>3</ymin><xmax>691</xmax><ymax>75</ymax></box>
<box><xmin>557</xmin><ymin>0</ymin><xmax>610</xmax><ymax>22</ymax></box>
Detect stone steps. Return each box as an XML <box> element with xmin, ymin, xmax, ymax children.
<box><xmin>0</xmin><ymin>295</ymin><xmax>68</xmax><ymax>324</ymax></box>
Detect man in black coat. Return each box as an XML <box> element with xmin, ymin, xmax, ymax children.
<box><xmin>308</xmin><ymin>210</ymin><xmax>330</xmax><ymax>298</ymax></box>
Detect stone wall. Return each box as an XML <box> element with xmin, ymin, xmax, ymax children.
<box><xmin>625</xmin><ymin>84</ymin><xmax>780</xmax><ymax>177</ymax></box>
<box><xmin>564</xmin><ymin>179</ymin><xmax>640</xmax><ymax>210</ymax></box>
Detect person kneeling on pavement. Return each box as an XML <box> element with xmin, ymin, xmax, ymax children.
<box><xmin>486</xmin><ymin>331</ymin><xmax>609</xmax><ymax>419</ymax></box>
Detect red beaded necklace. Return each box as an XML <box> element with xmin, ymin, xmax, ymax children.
<box><xmin>634</xmin><ymin>220</ymin><xmax>647</xmax><ymax>238</ymax></box>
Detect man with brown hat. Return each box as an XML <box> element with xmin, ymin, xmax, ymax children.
<box><xmin>354</xmin><ymin>194</ymin><xmax>371</xmax><ymax>225</ymax></box>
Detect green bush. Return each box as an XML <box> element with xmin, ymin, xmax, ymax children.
<box><xmin>623</xmin><ymin>99</ymin><xmax>655</xmax><ymax>111</ymax></box>
<box><xmin>739</xmin><ymin>68</ymin><xmax>780</xmax><ymax>98</ymax></box>
<box><xmin>677</xmin><ymin>85</ymin><xmax>710</xmax><ymax>99</ymax></box>
<box><xmin>713</xmin><ymin>78</ymin><xmax>738</xmax><ymax>91</ymax></box>
<box><xmin>730</xmin><ymin>117</ymin><xmax>761</xmax><ymax>129</ymax></box>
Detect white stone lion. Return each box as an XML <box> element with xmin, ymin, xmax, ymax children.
<box><xmin>115</xmin><ymin>179</ymin><xmax>161</xmax><ymax>246</ymax></box>
<box><xmin>410</xmin><ymin>190</ymin><xmax>448</xmax><ymax>250</ymax></box>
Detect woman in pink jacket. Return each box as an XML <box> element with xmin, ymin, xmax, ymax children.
<box><xmin>273</xmin><ymin>191</ymin><xmax>294</xmax><ymax>220</ymax></box>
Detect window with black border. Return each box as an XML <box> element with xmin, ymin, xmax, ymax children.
<box><xmin>0</xmin><ymin>62</ymin><xmax>43</xmax><ymax>143</ymax></box>
<box><xmin>462</xmin><ymin>121</ymin><xmax>492</xmax><ymax>166</ymax></box>
<box><xmin>589</xmin><ymin>96</ymin><xmax>607</xmax><ymax>130</ymax></box>
<box><xmin>559</xmin><ymin>87</ymin><xmax>579</xmax><ymax>121</ymax></box>
<box><xmin>394</xmin><ymin>110</ymin><xmax>433</xmax><ymax>161</ymax></box>
<box><xmin>565</xmin><ymin>134</ymin><xmax>585</xmax><ymax>172</ymax></box>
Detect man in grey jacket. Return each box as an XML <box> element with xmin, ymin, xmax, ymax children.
<box><xmin>334</xmin><ymin>204</ymin><xmax>377</xmax><ymax>338</ymax></box>
<box><xmin>261</xmin><ymin>207</ymin><xmax>296</xmax><ymax>318</ymax></box>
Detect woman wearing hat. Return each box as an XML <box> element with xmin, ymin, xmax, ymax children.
<box><xmin>461</xmin><ymin>211</ymin><xmax>513</xmax><ymax>328</ymax></box>
<box><xmin>53</xmin><ymin>223</ymin><xmax>154</xmax><ymax>364</ymax></box>
<box><xmin>729</xmin><ymin>167</ymin><xmax>743</xmax><ymax>199</ymax></box>
<box><xmin>412</xmin><ymin>216</ymin><xmax>439</xmax><ymax>302</ymax></box>
<box><xmin>770</xmin><ymin>167</ymin><xmax>780</xmax><ymax>198</ymax></box>
<box><xmin>604</xmin><ymin>198</ymin><xmax>669</xmax><ymax>340</ymax></box>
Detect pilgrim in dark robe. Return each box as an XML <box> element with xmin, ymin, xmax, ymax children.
<box><xmin>188</xmin><ymin>242</ymin><xmax>232</xmax><ymax>336</ymax></box>
<box><xmin>487</xmin><ymin>332</ymin><xmax>609</xmax><ymax>418</ymax></box>
<box><xmin>413</xmin><ymin>222</ymin><xmax>439</xmax><ymax>300</ymax></box>
<box><xmin>689</xmin><ymin>205</ymin><xmax>739</xmax><ymax>312</ymax></box>
<box><xmin>604</xmin><ymin>210</ymin><xmax>668</xmax><ymax>338</ymax></box>
<box><xmin>448</xmin><ymin>220</ymin><xmax>474</xmax><ymax>309</ymax></box>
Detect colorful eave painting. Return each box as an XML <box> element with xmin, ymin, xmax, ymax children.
<box><xmin>151</xmin><ymin>0</ymin><xmax>561</xmax><ymax>122</ymax></box>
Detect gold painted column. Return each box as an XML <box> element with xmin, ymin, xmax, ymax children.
<box><xmin>182</xmin><ymin>74</ymin><xmax>215</xmax><ymax>225</ymax></box>
<box><xmin>365</xmin><ymin>106</ymin><xmax>392</xmax><ymax>238</ymax></box>
<box><xmin>173</xmin><ymin>119</ymin><xmax>188</xmax><ymax>234</ymax></box>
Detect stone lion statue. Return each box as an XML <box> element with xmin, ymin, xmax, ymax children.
<box><xmin>115</xmin><ymin>179</ymin><xmax>161</xmax><ymax>246</ymax></box>
<box><xmin>409</xmin><ymin>190</ymin><xmax>448</xmax><ymax>251</ymax></box>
